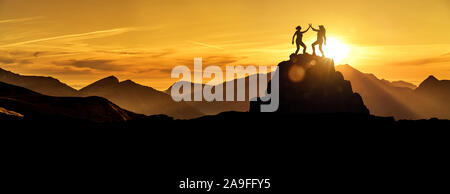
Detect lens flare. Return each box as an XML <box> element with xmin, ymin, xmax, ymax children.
<box><xmin>288</xmin><ymin>65</ymin><xmax>306</xmax><ymax>82</ymax></box>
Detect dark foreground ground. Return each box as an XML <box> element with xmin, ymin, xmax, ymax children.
<box><xmin>2</xmin><ymin>112</ymin><xmax>450</xmax><ymax>193</ymax></box>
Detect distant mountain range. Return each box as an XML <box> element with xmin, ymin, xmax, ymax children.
<box><xmin>78</xmin><ymin>76</ymin><xmax>203</xmax><ymax>119</ymax></box>
<box><xmin>0</xmin><ymin>81</ymin><xmax>142</xmax><ymax>122</ymax></box>
<box><xmin>336</xmin><ymin>64</ymin><xmax>450</xmax><ymax>119</ymax></box>
<box><xmin>0</xmin><ymin>68</ymin><xmax>202</xmax><ymax>119</ymax></box>
<box><xmin>0</xmin><ymin>67</ymin><xmax>265</xmax><ymax>119</ymax></box>
<box><xmin>1</xmin><ymin>63</ymin><xmax>450</xmax><ymax>120</ymax></box>
<box><xmin>0</xmin><ymin>68</ymin><xmax>78</xmax><ymax>96</ymax></box>
<box><xmin>164</xmin><ymin>73</ymin><xmax>269</xmax><ymax>115</ymax></box>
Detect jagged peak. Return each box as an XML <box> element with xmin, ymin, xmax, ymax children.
<box><xmin>94</xmin><ymin>75</ymin><xmax>119</xmax><ymax>84</ymax></box>
<box><xmin>120</xmin><ymin>79</ymin><xmax>136</xmax><ymax>84</ymax></box>
<box><xmin>335</xmin><ymin>64</ymin><xmax>360</xmax><ymax>74</ymax></box>
<box><xmin>417</xmin><ymin>75</ymin><xmax>440</xmax><ymax>90</ymax></box>
<box><xmin>119</xmin><ymin>79</ymin><xmax>159</xmax><ymax>92</ymax></box>
<box><xmin>103</xmin><ymin>75</ymin><xmax>119</xmax><ymax>81</ymax></box>
<box><xmin>424</xmin><ymin>75</ymin><xmax>438</xmax><ymax>82</ymax></box>
<box><xmin>80</xmin><ymin>76</ymin><xmax>119</xmax><ymax>91</ymax></box>
<box><xmin>119</xmin><ymin>79</ymin><xmax>140</xmax><ymax>87</ymax></box>
<box><xmin>339</xmin><ymin>64</ymin><xmax>353</xmax><ymax>68</ymax></box>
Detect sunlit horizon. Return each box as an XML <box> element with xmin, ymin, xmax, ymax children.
<box><xmin>0</xmin><ymin>0</ymin><xmax>449</xmax><ymax>90</ymax></box>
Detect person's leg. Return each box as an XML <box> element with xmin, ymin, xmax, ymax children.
<box><xmin>319</xmin><ymin>43</ymin><xmax>324</xmax><ymax>57</ymax></box>
<box><xmin>295</xmin><ymin>42</ymin><xmax>300</xmax><ymax>55</ymax></box>
<box><xmin>311</xmin><ymin>41</ymin><xmax>318</xmax><ymax>55</ymax></box>
<box><xmin>300</xmin><ymin>42</ymin><xmax>307</xmax><ymax>54</ymax></box>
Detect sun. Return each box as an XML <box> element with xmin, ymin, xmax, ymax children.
<box><xmin>322</xmin><ymin>38</ymin><xmax>350</xmax><ymax>63</ymax></box>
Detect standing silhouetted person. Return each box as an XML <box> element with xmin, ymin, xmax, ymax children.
<box><xmin>310</xmin><ymin>24</ymin><xmax>326</xmax><ymax>57</ymax></box>
<box><xmin>292</xmin><ymin>25</ymin><xmax>311</xmax><ymax>55</ymax></box>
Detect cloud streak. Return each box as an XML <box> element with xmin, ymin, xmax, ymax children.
<box><xmin>187</xmin><ymin>41</ymin><xmax>224</xmax><ymax>50</ymax></box>
<box><xmin>54</xmin><ymin>59</ymin><xmax>125</xmax><ymax>71</ymax></box>
<box><xmin>0</xmin><ymin>27</ymin><xmax>136</xmax><ymax>48</ymax></box>
<box><xmin>0</xmin><ymin>16</ymin><xmax>43</xmax><ymax>24</ymax></box>
<box><xmin>390</xmin><ymin>53</ymin><xmax>450</xmax><ymax>66</ymax></box>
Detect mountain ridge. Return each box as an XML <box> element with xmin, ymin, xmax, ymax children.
<box><xmin>0</xmin><ymin>68</ymin><xmax>203</xmax><ymax>119</ymax></box>
<box><xmin>2</xmin><ymin>62</ymin><xmax>450</xmax><ymax>120</ymax></box>
<box><xmin>78</xmin><ymin>75</ymin><xmax>203</xmax><ymax>119</ymax></box>
<box><xmin>165</xmin><ymin>73</ymin><xmax>270</xmax><ymax>115</ymax></box>
<box><xmin>0</xmin><ymin>68</ymin><xmax>78</xmax><ymax>96</ymax></box>
<box><xmin>0</xmin><ymin>81</ymin><xmax>143</xmax><ymax>122</ymax></box>
<box><xmin>336</xmin><ymin>64</ymin><xmax>450</xmax><ymax>119</ymax></box>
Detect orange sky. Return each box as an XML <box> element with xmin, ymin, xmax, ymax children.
<box><xmin>0</xmin><ymin>0</ymin><xmax>449</xmax><ymax>89</ymax></box>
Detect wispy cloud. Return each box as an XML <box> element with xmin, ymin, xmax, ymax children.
<box><xmin>54</xmin><ymin>59</ymin><xmax>125</xmax><ymax>71</ymax></box>
<box><xmin>98</xmin><ymin>48</ymin><xmax>176</xmax><ymax>58</ymax></box>
<box><xmin>0</xmin><ymin>50</ymin><xmax>34</xmax><ymax>65</ymax></box>
<box><xmin>187</xmin><ymin>41</ymin><xmax>224</xmax><ymax>50</ymax></box>
<box><xmin>390</xmin><ymin>53</ymin><xmax>450</xmax><ymax>66</ymax></box>
<box><xmin>176</xmin><ymin>54</ymin><xmax>245</xmax><ymax>67</ymax></box>
<box><xmin>0</xmin><ymin>56</ymin><xmax>15</xmax><ymax>64</ymax></box>
<box><xmin>25</xmin><ymin>66</ymin><xmax>96</xmax><ymax>76</ymax></box>
<box><xmin>0</xmin><ymin>27</ymin><xmax>137</xmax><ymax>48</ymax></box>
<box><xmin>0</xmin><ymin>16</ymin><xmax>43</xmax><ymax>24</ymax></box>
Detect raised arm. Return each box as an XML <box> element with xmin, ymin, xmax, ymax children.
<box><xmin>309</xmin><ymin>24</ymin><xmax>319</xmax><ymax>32</ymax></box>
<box><xmin>301</xmin><ymin>26</ymin><xmax>311</xmax><ymax>33</ymax></box>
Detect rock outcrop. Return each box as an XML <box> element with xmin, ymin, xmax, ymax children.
<box><xmin>251</xmin><ymin>54</ymin><xmax>369</xmax><ymax>114</ymax></box>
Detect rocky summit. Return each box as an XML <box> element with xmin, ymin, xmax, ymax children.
<box><xmin>251</xmin><ymin>54</ymin><xmax>369</xmax><ymax>114</ymax></box>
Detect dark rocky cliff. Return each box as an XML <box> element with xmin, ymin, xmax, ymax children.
<box><xmin>251</xmin><ymin>54</ymin><xmax>369</xmax><ymax>114</ymax></box>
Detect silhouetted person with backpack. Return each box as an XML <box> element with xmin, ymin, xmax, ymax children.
<box><xmin>310</xmin><ymin>24</ymin><xmax>326</xmax><ymax>57</ymax></box>
<box><xmin>292</xmin><ymin>25</ymin><xmax>311</xmax><ymax>55</ymax></box>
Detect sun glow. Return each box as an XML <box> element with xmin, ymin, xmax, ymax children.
<box><xmin>323</xmin><ymin>38</ymin><xmax>350</xmax><ymax>63</ymax></box>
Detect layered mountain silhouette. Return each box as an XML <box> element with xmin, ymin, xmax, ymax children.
<box><xmin>165</xmin><ymin>73</ymin><xmax>269</xmax><ymax>115</ymax></box>
<box><xmin>0</xmin><ymin>68</ymin><xmax>202</xmax><ymax>119</ymax></box>
<box><xmin>336</xmin><ymin>64</ymin><xmax>450</xmax><ymax>119</ymax></box>
<box><xmin>388</xmin><ymin>80</ymin><xmax>416</xmax><ymax>89</ymax></box>
<box><xmin>335</xmin><ymin>64</ymin><xmax>419</xmax><ymax>119</ymax></box>
<box><xmin>0</xmin><ymin>68</ymin><xmax>78</xmax><ymax>96</ymax></box>
<box><xmin>251</xmin><ymin>54</ymin><xmax>369</xmax><ymax>114</ymax></box>
<box><xmin>416</xmin><ymin>75</ymin><xmax>450</xmax><ymax>98</ymax></box>
<box><xmin>79</xmin><ymin>76</ymin><xmax>203</xmax><ymax>119</ymax></box>
<box><xmin>415</xmin><ymin>75</ymin><xmax>450</xmax><ymax>118</ymax></box>
<box><xmin>0</xmin><ymin>81</ymin><xmax>142</xmax><ymax>122</ymax></box>
<box><xmin>1</xmin><ymin>56</ymin><xmax>450</xmax><ymax>121</ymax></box>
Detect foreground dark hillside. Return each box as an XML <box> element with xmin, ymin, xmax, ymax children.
<box><xmin>3</xmin><ymin>111</ymin><xmax>449</xmax><ymax>193</ymax></box>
